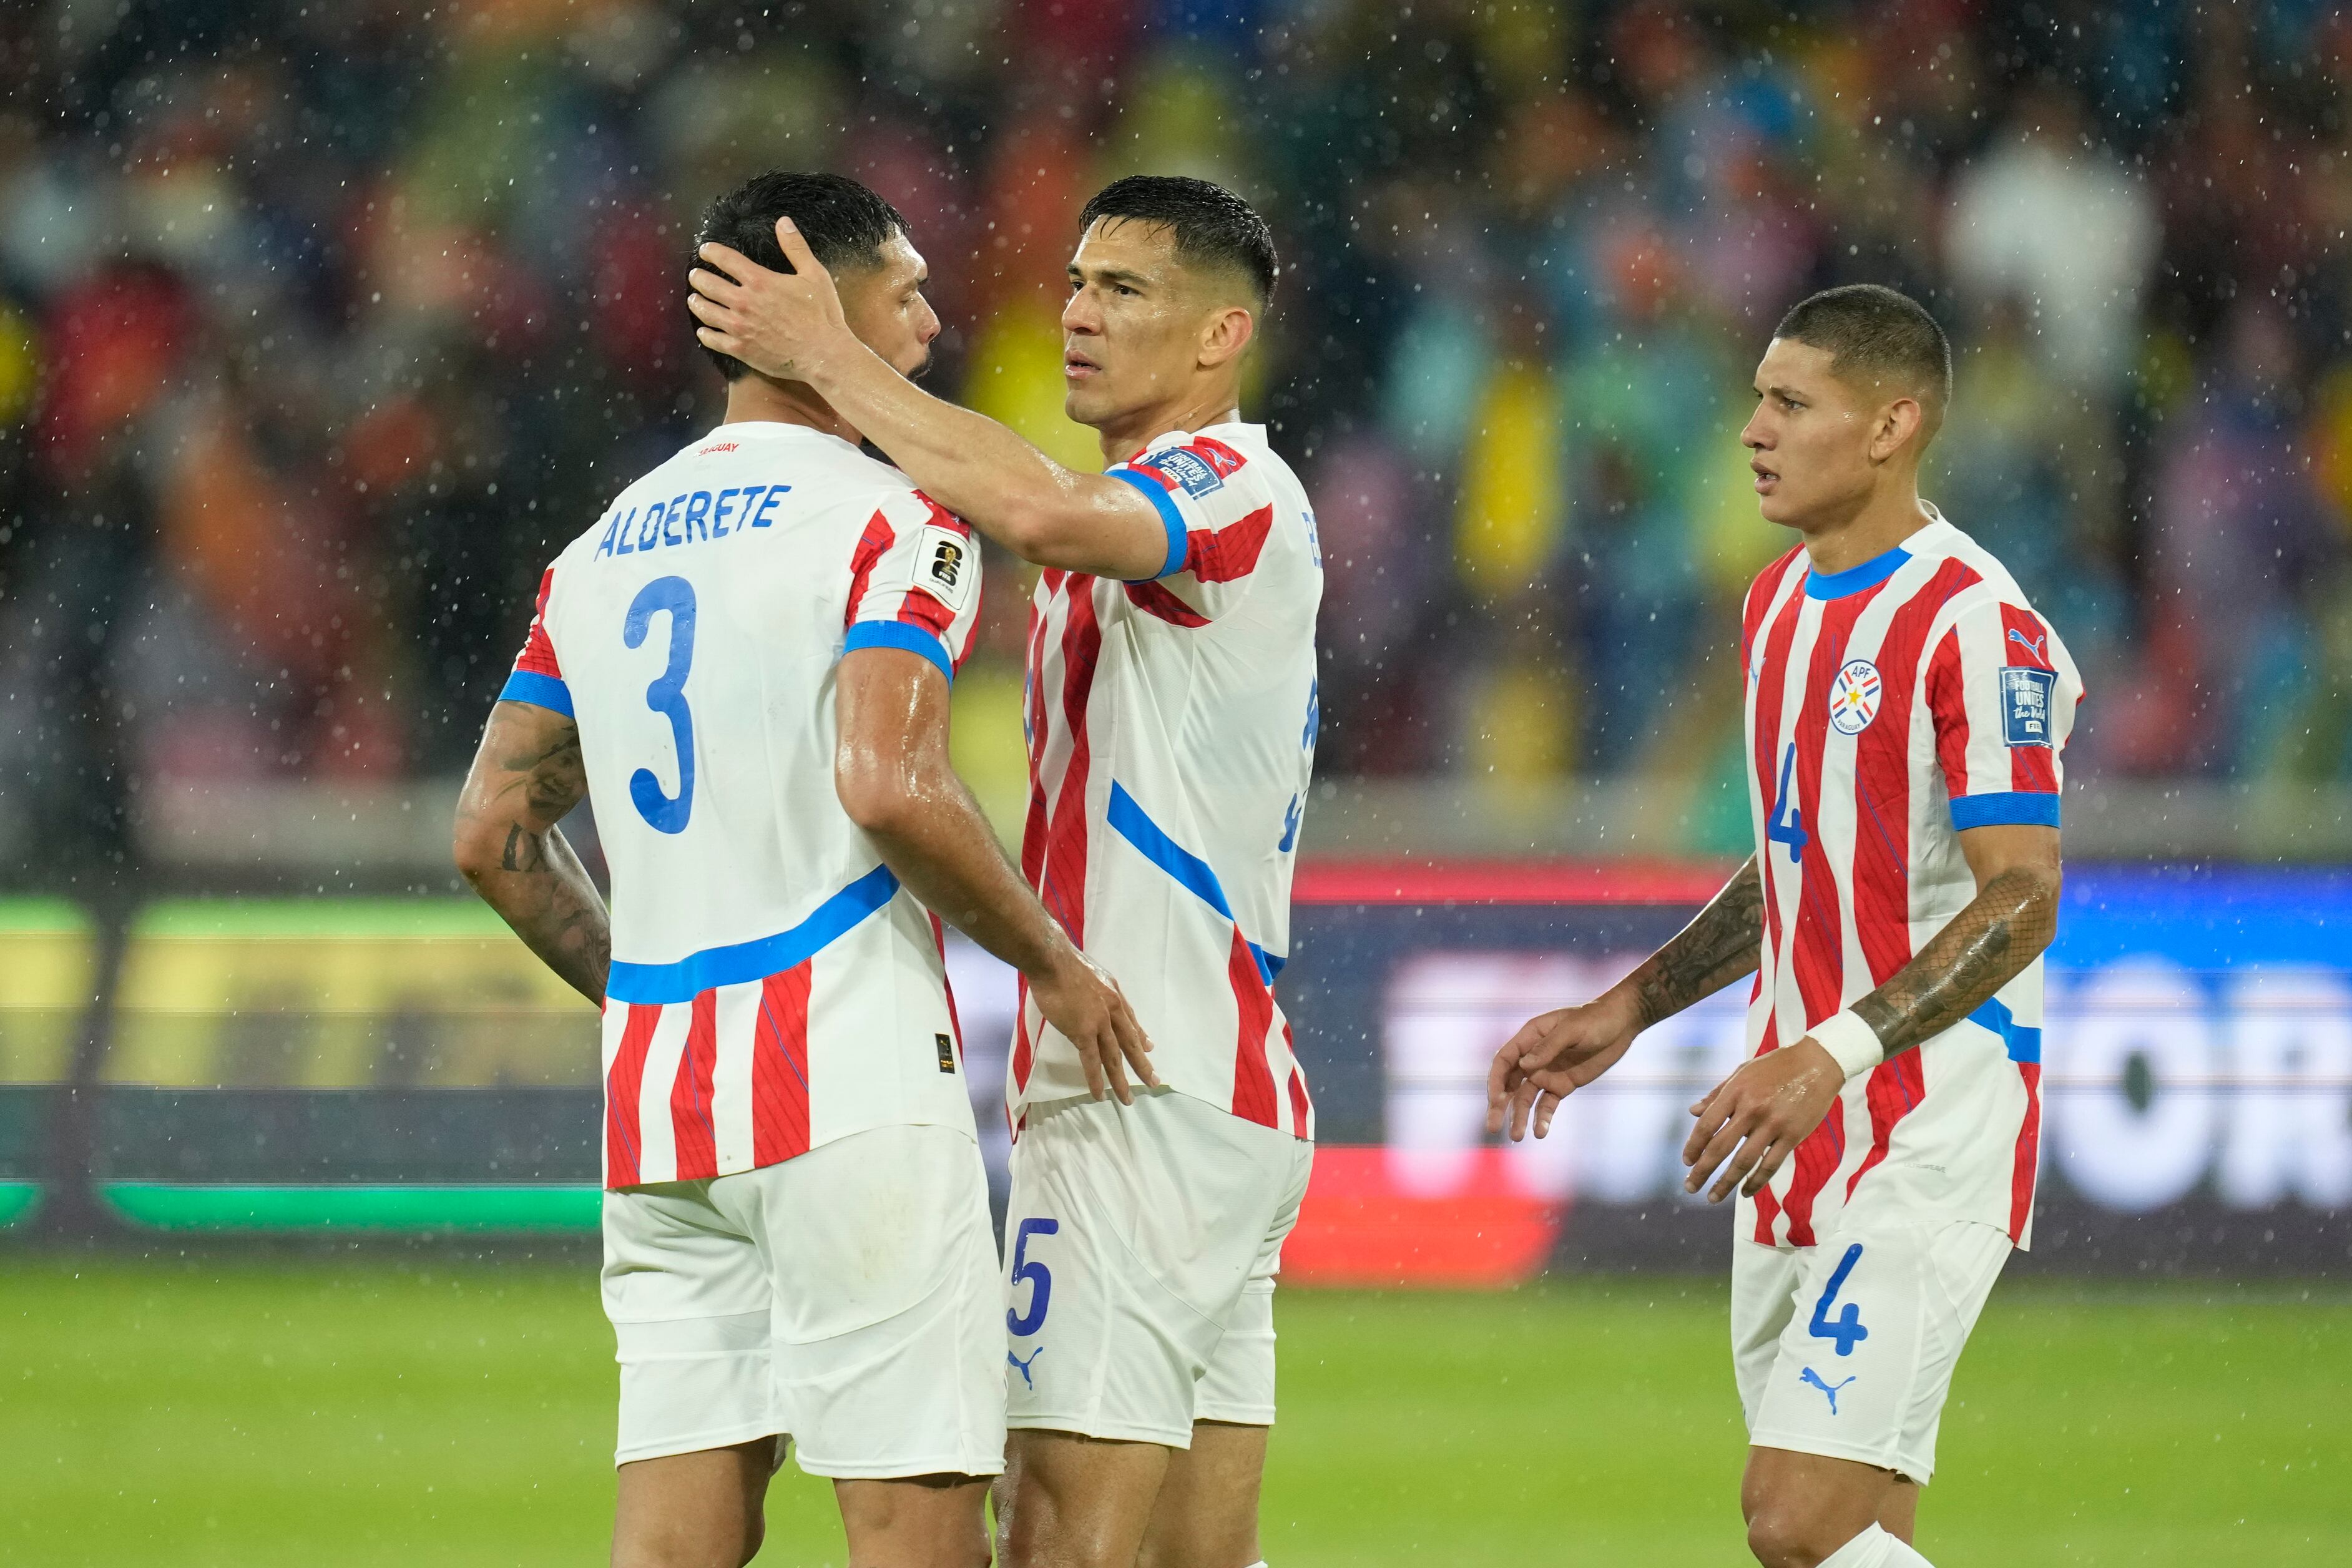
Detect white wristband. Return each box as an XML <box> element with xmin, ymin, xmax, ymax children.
<box><xmin>1808</xmin><ymin>1009</ymin><xmax>1884</xmax><ymax>1080</ymax></box>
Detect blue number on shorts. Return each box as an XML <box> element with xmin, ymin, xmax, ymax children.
<box><xmin>1808</xmin><ymin>1242</ymin><xmax>1871</xmax><ymax>1358</ymax></box>
<box><xmin>1006</xmin><ymin>1217</ymin><xmax>1059</xmax><ymax>1336</ymax></box>
<box><xmin>624</xmin><ymin>576</ymin><xmax>697</xmax><ymax>833</ymax></box>
<box><xmin>1766</xmin><ymin>741</ymin><xmax>1809</xmax><ymax>864</ymax></box>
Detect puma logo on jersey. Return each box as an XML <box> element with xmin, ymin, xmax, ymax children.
<box><xmin>1800</xmin><ymin>1368</ymin><xmax>1856</xmax><ymax>1414</ymax></box>
<box><xmin>1007</xmin><ymin>1347</ymin><xmax>1045</xmax><ymax>1388</ymax></box>
<box><xmin>2006</xmin><ymin>627</ymin><xmax>2048</xmax><ymax>664</ymax></box>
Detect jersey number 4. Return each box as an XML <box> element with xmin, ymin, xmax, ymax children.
<box><xmin>1767</xmin><ymin>741</ymin><xmax>1809</xmax><ymax>863</ymax></box>
<box><xmin>625</xmin><ymin>576</ymin><xmax>697</xmax><ymax>834</ymax></box>
<box><xmin>1808</xmin><ymin>1242</ymin><xmax>1871</xmax><ymax>1356</ymax></box>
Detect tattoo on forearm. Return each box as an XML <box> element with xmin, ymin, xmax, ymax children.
<box><xmin>458</xmin><ymin>710</ymin><xmax>609</xmax><ymax>1006</ymax></box>
<box><xmin>1853</xmin><ymin>865</ymin><xmax>2057</xmax><ymax>1057</ymax></box>
<box><xmin>1632</xmin><ymin>856</ymin><xmax>1765</xmax><ymax>1029</ymax></box>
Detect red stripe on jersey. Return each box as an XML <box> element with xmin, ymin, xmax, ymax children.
<box><xmin>1925</xmin><ymin>626</ymin><xmax>1971</xmax><ymax>796</ymax></box>
<box><xmin>1039</xmin><ymin>582</ymin><xmax>1102</xmax><ymax>944</ymax></box>
<box><xmin>1843</xmin><ymin>1051</ymin><xmax>1926</xmax><ymax>1205</ymax></box>
<box><xmin>843</xmin><ymin>511</ymin><xmax>896</xmax><ymax>625</ymax></box>
<box><xmin>1227</xmin><ymin>926</ymin><xmax>1280</xmax><ymax>1129</ymax></box>
<box><xmin>1010</xmin><ymin>979</ymin><xmax>1035</xmax><ymax>1095</ymax></box>
<box><xmin>1284</xmin><ymin>1021</ymin><xmax>1313</xmax><ymax>1138</ymax></box>
<box><xmin>516</xmin><ymin>566</ymin><xmax>562</xmax><ymax>677</ymax></box>
<box><xmin>1786</xmin><ymin>590</ymin><xmax>1877</xmax><ymax>1031</ymax></box>
<box><xmin>1124</xmin><ymin>580</ymin><xmax>1210</xmax><ymax>627</ymax></box>
<box><xmin>751</xmin><ymin>962</ymin><xmax>813</xmax><ymax>1166</ymax></box>
<box><xmin>1999</xmin><ymin>603</ymin><xmax>2060</xmax><ymax>793</ymax></box>
<box><xmin>913</xmin><ymin>491</ymin><xmax>972</xmax><ymax>537</ymax></box>
<box><xmin>1187</xmin><ymin>435</ymin><xmax>1250</xmax><ymax>478</ymax></box>
<box><xmin>670</xmin><ymin>990</ymin><xmax>720</xmax><ymax>1180</ymax></box>
<box><xmin>896</xmin><ymin>587</ymin><xmax>958</xmax><ymax>638</ymax></box>
<box><xmin>1850</xmin><ymin>559</ymin><xmax>1976</xmax><ymax>987</ymax></box>
<box><xmin>1011</xmin><ymin>587</ymin><xmax>1056</xmax><ymax>1099</ymax></box>
<box><xmin>1742</xmin><ymin>547</ymin><xmax>1806</xmax><ymax>668</ymax></box>
<box><xmin>1184</xmin><ymin>504</ymin><xmax>1275</xmax><ymax>584</ymax></box>
<box><xmin>1748</xmin><ymin>1009</ymin><xmax>1784</xmax><ymax>1244</ymax></box>
<box><xmin>1778</xmin><ymin>1102</ymin><xmax>1846</xmax><ymax>1248</ymax></box>
<box><xmin>604</xmin><ymin>1002</ymin><xmax>659</xmax><ymax>1188</ymax></box>
<box><xmin>1749</xmin><ymin>582</ymin><xmax>1807</xmax><ymax>987</ymax></box>
<box><xmin>930</xmin><ymin>912</ymin><xmax>964</xmax><ymax>1067</ymax></box>
<box><xmin>2009</xmin><ymin>1061</ymin><xmax>2043</xmax><ymax>1241</ymax></box>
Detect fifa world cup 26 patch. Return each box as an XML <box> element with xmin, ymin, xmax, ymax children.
<box><xmin>1139</xmin><ymin>446</ymin><xmax>1224</xmax><ymax>497</ymax></box>
<box><xmin>917</xmin><ymin>522</ymin><xmax>977</xmax><ymax>612</ymax></box>
<box><xmin>2000</xmin><ymin>666</ymin><xmax>2056</xmax><ymax>747</ymax></box>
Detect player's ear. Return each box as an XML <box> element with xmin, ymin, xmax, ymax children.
<box><xmin>1198</xmin><ymin>305</ymin><xmax>1255</xmax><ymax>370</ymax></box>
<box><xmin>1873</xmin><ymin>396</ymin><xmax>1924</xmax><ymax>463</ymax></box>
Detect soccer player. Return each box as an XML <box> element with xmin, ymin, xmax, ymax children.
<box><xmin>687</xmin><ymin>175</ymin><xmax>1319</xmax><ymax>1568</ymax></box>
<box><xmin>451</xmin><ymin>170</ymin><xmax>1149</xmax><ymax>1568</ymax></box>
<box><xmin>1488</xmin><ymin>285</ymin><xmax>2082</xmax><ymax>1568</ymax></box>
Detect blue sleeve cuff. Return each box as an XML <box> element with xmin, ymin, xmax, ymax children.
<box><xmin>498</xmin><ymin>670</ymin><xmax>574</xmax><ymax>717</ymax></box>
<box><xmin>843</xmin><ymin>620</ymin><xmax>955</xmax><ymax>684</ymax></box>
<box><xmin>1950</xmin><ymin>790</ymin><xmax>2060</xmax><ymax>830</ymax></box>
<box><xmin>1109</xmin><ymin>468</ymin><xmax>1189</xmax><ymax>580</ymax></box>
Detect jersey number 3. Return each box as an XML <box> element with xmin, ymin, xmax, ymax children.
<box><xmin>625</xmin><ymin>576</ymin><xmax>697</xmax><ymax>834</ymax></box>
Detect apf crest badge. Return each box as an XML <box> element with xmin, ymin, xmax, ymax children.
<box><xmin>1827</xmin><ymin>659</ymin><xmax>1883</xmax><ymax>736</ymax></box>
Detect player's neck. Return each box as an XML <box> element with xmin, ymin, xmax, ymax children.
<box><xmin>1800</xmin><ymin>481</ymin><xmax>1933</xmax><ymax>576</ymax></box>
<box><xmin>720</xmin><ymin>376</ymin><xmax>862</xmax><ymax>446</ymax></box>
<box><xmin>1093</xmin><ymin>390</ymin><xmax>1242</xmax><ymax>466</ymax></box>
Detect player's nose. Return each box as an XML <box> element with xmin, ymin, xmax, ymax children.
<box><xmin>1061</xmin><ymin>288</ymin><xmax>1101</xmax><ymax>335</ymax></box>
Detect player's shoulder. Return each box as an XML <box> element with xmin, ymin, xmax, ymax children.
<box><xmin>1904</xmin><ymin>507</ymin><xmax>2041</xmax><ymax>625</ymax></box>
<box><xmin>1124</xmin><ymin>422</ymin><xmax>1294</xmax><ymax>502</ymax></box>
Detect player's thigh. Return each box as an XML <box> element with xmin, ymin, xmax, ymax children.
<box><xmin>612</xmin><ymin>1436</ymin><xmax>777</xmax><ymax>1568</ymax></box>
<box><xmin>996</xmin><ymin>1428</ymin><xmax>1172</xmax><ymax>1568</ymax></box>
<box><xmin>834</xmin><ymin>1472</ymin><xmax>992</xmax><ymax>1568</ymax></box>
<box><xmin>1001</xmin><ymin>1090</ymin><xmax>1304</xmax><ymax>1447</ymax></box>
<box><xmin>1747</xmin><ymin>1221</ymin><xmax>2011</xmax><ymax>1486</ymax></box>
<box><xmin>602</xmin><ymin>1185</ymin><xmax>780</xmax><ymax>1469</ymax></box>
<box><xmin>1739</xmin><ymin>1444</ymin><xmax>1905</xmax><ymax>1567</ymax></box>
<box><xmin>1137</xmin><ymin>1420</ymin><xmax>1267</xmax><ymax>1568</ymax></box>
<box><xmin>731</xmin><ymin>1124</ymin><xmax>1005</xmax><ymax>1482</ymax></box>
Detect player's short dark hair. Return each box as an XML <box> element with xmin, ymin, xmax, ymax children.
<box><xmin>694</xmin><ymin>170</ymin><xmax>909</xmax><ymax>381</ymax></box>
<box><xmin>1775</xmin><ymin>284</ymin><xmax>1953</xmax><ymax>441</ymax></box>
<box><xmin>1078</xmin><ymin>175</ymin><xmax>1278</xmax><ymax>312</ymax></box>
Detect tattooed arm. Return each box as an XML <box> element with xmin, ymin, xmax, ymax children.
<box><xmin>1487</xmin><ymin>856</ymin><xmax>1765</xmax><ymax>1142</ymax></box>
<box><xmin>453</xmin><ymin>700</ymin><xmax>610</xmax><ymax>1005</ymax></box>
<box><xmin>1679</xmin><ymin>823</ymin><xmax>2061</xmax><ymax>1203</ymax></box>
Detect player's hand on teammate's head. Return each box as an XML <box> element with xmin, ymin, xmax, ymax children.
<box><xmin>688</xmin><ymin>218</ymin><xmax>850</xmax><ymax>383</ymax></box>
<box><xmin>1679</xmin><ymin>1036</ymin><xmax>1843</xmax><ymax>1203</ymax></box>
<box><xmin>1484</xmin><ymin>997</ymin><xmax>1643</xmax><ymax>1142</ymax></box>
<box><xmin>1028</xmin><ymin>944</ymin><xmax>1157</xmax><ymax>1105</ymax></box>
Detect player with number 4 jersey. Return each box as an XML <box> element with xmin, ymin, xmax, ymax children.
<box><xmin>1491</xmin><ymin>287</ymin><xmax>2080</xmax><ymax>1568</ymax></box>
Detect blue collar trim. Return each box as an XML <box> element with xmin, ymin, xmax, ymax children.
<box><xmin>1805</xmin><ymin>544</ymin><xmax>1912</xmax><ymax>600</ymax></box>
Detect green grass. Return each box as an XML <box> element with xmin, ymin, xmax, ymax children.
<box><xmin>1</xmin><ymin>1258</ymin><xmax>2345</xmax><ymax>1566</ymax></box>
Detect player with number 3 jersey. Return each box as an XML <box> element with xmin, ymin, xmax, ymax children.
<box><xmin>1490</xmin><ymin>287</ymin><xmax>2080</xmax><ymax>1568</ymax></box>
<box><xmin>454</xmin><ymin>172</ymin><xmax>1146</xmax><ymax>1568</ymax></box>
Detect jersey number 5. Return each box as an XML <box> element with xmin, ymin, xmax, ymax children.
<box><xmin>625</xmin><ymin>576</ymin><xmax>697</xmax><ymax>834</ymax></box>
<box><xmin>1005</xmin><ymin>1217</ymin><xmax>1059</xmax><ymax>1336</ymax></box>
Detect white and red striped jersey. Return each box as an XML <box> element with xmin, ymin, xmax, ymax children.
<box><xmin>1010</xmin><ymin>421</ymin><xmax>1321</xmax><ymax>1138</ymax></box>
<box><xmin>498</xmin><ymin>421</ymin><xmax>985</xmax><ymax>1189</ymax></box>
<box><xmin>1736</xmin><ymin>505</ymin><xmax>2083</xmax><ymax>1250</ymax></box>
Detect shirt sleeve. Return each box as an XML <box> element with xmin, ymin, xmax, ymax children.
<box><xmin>1106</xmin><ymin>434</ymin><xmax>1281</xmax><ymax>626</ymax></box>
<box><xmin>1923</xmin><ymin>597</ymin><xmax>2080</xmax><ymax>830</ymax></box>
<box><xmin>497</xmin><ymin>565</ymin><xmax>573</xmax><ymax>716</ymax></box>
<box><xmin>839</xmin><ymin>491</ymin><xmax>986</xmax><ymax>684</ymax></box>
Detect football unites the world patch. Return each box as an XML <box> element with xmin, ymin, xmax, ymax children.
<box><xmin>1138</xmin><ymin>446</ymin><xmax>1225</xmax><ymax>497</ymax></box>
<box><xmin>1826</xmin><ymin>659</ymin><xmax>1883</xmax><ymax>735</ymax></box>
<box><xmin>2001</xmin><ymin>666</ymin><xmax>2056</xmax><ymax>747</ymax></box>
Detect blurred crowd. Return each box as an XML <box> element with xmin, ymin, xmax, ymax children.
<box><xmin>2</xmin><ymin>0</ymin><xmax>2351</xmax><ymax>875</ymax></box>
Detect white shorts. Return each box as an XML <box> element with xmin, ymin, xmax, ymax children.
<box><xmin>1732</xmin><ymin>1219</ymin><xmax>2011</xmax><ymax>1484</ymax></box>
<box><xmin>601</xmin><ymin>1122</ymin><xmax>1005</xmax><ymax>1479</ymax></box>
<box><xmin>1002</xmin><ymin>1088</ymin><xmax>1314</xmax><ymax>1448</ymax></box>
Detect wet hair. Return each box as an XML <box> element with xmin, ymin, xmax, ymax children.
<box><xmin>694</xmin><ymin>170</ymin><xmax>909</xmax><ymax>381</ymax></box>
<box><xmin>1775</xmin><ymin>284</ymin><xmax>1953</xmax><ymax>441</ymax></box>
<box><xmin>1078</xmin><ymin>175</ymin><xmax>1278</xmax><ymax>311</ymax></box>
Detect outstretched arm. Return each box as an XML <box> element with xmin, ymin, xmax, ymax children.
<box><xmin>687</xmin><ymin>225</ymin><xmax>1168</xmax><ymax>579</ymax></box>
<box><xmin>453</xmin><ymin>700</ymin><xmax>610</xmax><ymax>1005</ymax></box>
<box><xmin>1680</xmin><ymin>823</ymin><xmax>2060</xmax><ymax>1202</ymax></box>
<box><xmin>1487</xmin><ymin>857</ymin><xmax>1763</xmax><ymax>1141</ymax></box>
